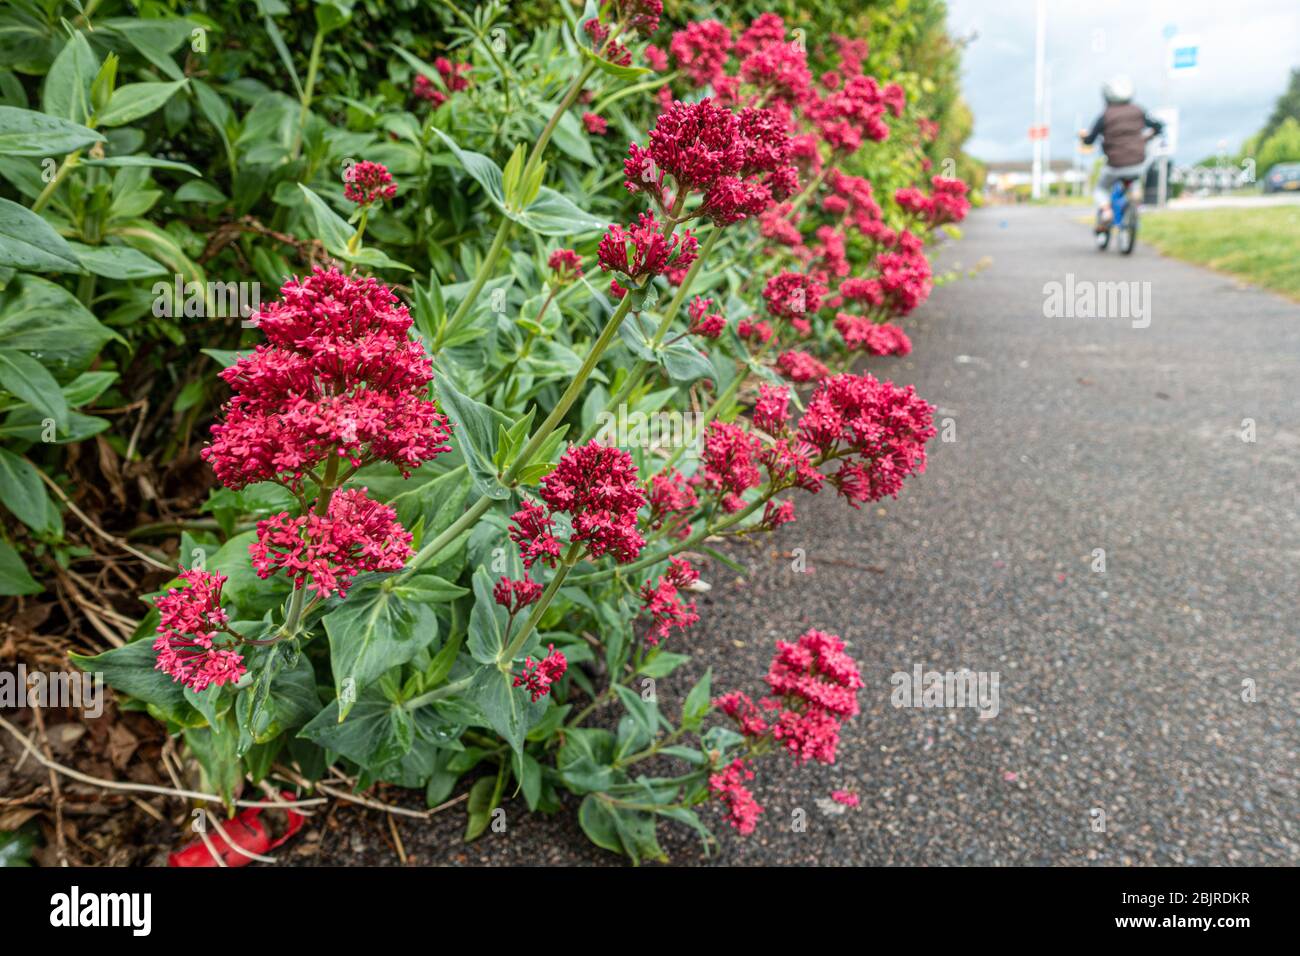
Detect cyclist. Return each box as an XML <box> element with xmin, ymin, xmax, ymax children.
<box><xmin>1079</xmin><ymin>77</ymin><xmax>1164</xmax><ymax>231</ymax></box>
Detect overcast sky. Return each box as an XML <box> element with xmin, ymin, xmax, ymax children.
<box><xmin>947</xmin><ymin>0</ymin><xmax>1300</xmax><ymax>164</ymax></box>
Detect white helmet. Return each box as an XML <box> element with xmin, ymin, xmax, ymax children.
<box><xmin>1103</xmin><ymin>75</ymin><xmax>1134</xmax><ymax>104</ymax></box>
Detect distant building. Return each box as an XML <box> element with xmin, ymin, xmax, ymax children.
<box><xmin>983</xmin><ymin>159</ymin><xmax>1088</xmax><ymax>199</ymax></box>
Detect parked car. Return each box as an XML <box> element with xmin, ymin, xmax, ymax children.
<box><xmin>1262</xmin><ymin>162</ymin><xmax>1300</xmax><ymax>193</ymax></box>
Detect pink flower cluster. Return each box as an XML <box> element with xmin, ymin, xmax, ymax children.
<box><xmin>597</xmin><ymin>211</ymin><xmax>698</xmax><ymax>284</ymax></box>
<box><xmin>687</xmin><ymin>296</ymin><xmax>726</xmax><ymax>338</ymax></box>
<box><xmin>647</xmin><ymin>468</ymin><xmax>698</xmax><ymax>537</ymax></box>
<box><xmin>775</xmin><ymin>349</ymin><xmax>829</xmax><ymax>383</ymax></box>
<box><xmin>709</xmin><ymin>629</ymin><xmax>863</xmax><ymax>833</ymax></box>
<box><xmin>343</xmin><ymin>161</ymin><xmax>397</xmax><ymax>206</ymax></box>
<box><xmin>582</xmin><ymin>112</ymin><xmax>608</xmax><ymax>136</ymax></box>
<box><xmin>412</xmin><ymin>58</ymin><xmax>471</xmax><ymax>107</ymax></box>
<box><xmin>548</xmin><ymin>248</ymin><xmax>583</xmax><ymax>284</ymax></box>
<box><xmin>895</xmin><ymin>176</ymin><xmax>971</xmax><ymax>226</ymax></box>
<box><xmin>763</xmin><ymin>271</ymin><xmax>826</xmax><ymax>321</ymax></box>
<box><xmin>249</xmin><ymin>488</ymin><xmax>412</xmax><ymax>599</ymax></box>
<box><xmin>153</xmin><ymin>570</ymin><xmax>245</xmax><ymax>692</ymax></box>
<box><xmin>510</xmin><ymin>441</ymin><xmax>647</xmax><ymax>567</ymax></box>
<box><xmin>798</xmin><ymin>373</ymin><xmax>936</xmax><ymax>505</ymax></box>
<box><xmin>203</xmin><ymin>268</ymin><xmax>451</xmax><ymax>489</ymax></box>
<box><xmin>513</xmin><ymin>644</ymin><xmax>568</xmax><ymax>702</ymax></box>
<box><xmin>834</xmin><ymin>314</ymin><xmax>912</xmax><ymax>356</ymax></box>
<box><xmin>638</xmin><ymin>557</ymin><xmax>700</xmax><ymax>645</ymax></box>
<box><xmin>708</xmin><ymin>759</ymin><xmax>763</xmax><ymax>834</ymax></box>
<box><xmin>716</xmin><ymin>628</ymin><xmax>863</xmax><ymax>765</ymax></box>
<box><xmin>494</xmin><ymin>576</ymin><xmax>543</xmax><ymax>615</ymax></box>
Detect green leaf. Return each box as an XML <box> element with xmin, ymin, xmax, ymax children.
<box><xmin>0</xmin><ymin>537</ymin><xmax>39</xmax><ymax>596</ymax></box>
<box><xmin>391</xmin><ymin>572</ymin><xmax>469</xmax><ymax>604</ymax></box>
<box><xmin>80</xmin><ymin>155</ymin><xmax>201</xmax><ymax>176</ymax></box>
<box><xmin>661</xmin><ymin>339</ymin><xmax>714</xmax><ymax>383</ymax></box>
<box><xmin>0</xmin><ymin>447</ymin><xmax>51</xmax><ymax>532</ymax></box>
<box><xmin>67</xmin><ymin>241</ymin><xmax>166</xmax><ymax>279</ymax></box>
<box><xmin>95</xmin><ymin>80</ymin><xmax>188</xmax><ymax>127</ymax></box>
<box><xmin>173</xmin><ymin>180</ymin><xmax>227</xmax><ymax>203</ymax></box>
<box><xmin>296</xmin><ymin>182</ymin><xmax>352</xmax><ymax>252</ymax></box>
<box><xmin>578</xmin><ymin>794</ymin><xmax>665</xmax><ymax>864</ymax></box>
<box><xmin>184</xmin><ymin>721</ymin><xmax>242</xmax><ymax>806</ymax></box>
<box><xmin>681</xmin><ymin>667</ymin><xmax>712</xmax><ymax>730</ymax></box>
<box><xmin>100</xmin><ymin>18</ymin><xmax>194</xmax><ymax>82</ymax></box>
<box><xmin>0</xmin><ymin>197</ymin><xmax>85</xmax><ymax>274</ymax></box>
<box><xmin>520</xmin><ymin>187</ymin><xmax>606</xmax><ymax>236</ymax></box>
<box><xmin>300</xmin><ymin>688</ymin><xmax>415</xmax><ymax>769</ymax></box>
<box><xmin>69</xmin><ymin>639</ymin><xmax>192</xmax><ymax>724</ymax></box>
<box><xmin>637</xmin><ymin>651</ymin><xmax>690</xmax><ymax>678</ymax></box>
<box><xmin>579</xmin><ymin>45</ymin><xmax>651</xmax><ymax>80</ymax></box>
<box><xmin>430</xmin><ymin>127</ymin><xmax>506</xmax><ymax>210</ymax></box>
<box><xmin>467</xmin><ymin>664</ymin><xmax>538</xmax><ymax>753</ymax></box>
<box><xmin>467</xmin><ymin>565</ymin><xmax>509</xmax><ymax>664</ymax></box>
<box><xmin>323</xmin><ymin>585</ymin><xmax>438</xmax><ymax>719</ymax></box>
<box><xmin>433</xmin><ymin>374</ymin><xmax>510</xmax><ymax>499</ymax></box>
<box><xmin>551</xmin><ymin>108</ymin><xmax>597</xmax><ymax>167</ymax></box>
<box><xmin>464</xmin><ymin>774</ymin><xmax>497</xmax><ymax>841</ymax></box>
<box><xmin>0</xmin><ymin>347</ymin><xmax>67</xmax><ymax>423</ymax></box>
<box><xmin>43</xmin><ymin>31</ymin><xmax>98</xmax><ymax>124</ymax></box>
<box><xmin>0</xmin><ymin>275</ymin><xmax>117</xmax><ymax>370</ymax></box>
<box><xmin>0</xmin><ymin>105</ymin><xmax>104</xmax><ymax>156</ymax></box>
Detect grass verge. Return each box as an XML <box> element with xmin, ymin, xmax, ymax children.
<box><xmin>1140</xmin><ymin>204</ymin><xmax>1300</xmax><ymax>300</ymax></box>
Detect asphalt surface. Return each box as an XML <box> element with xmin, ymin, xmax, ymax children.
<box><xmin>315</xmin><ymin>205</ymin><xmax>1300</xmax><ymax>866</ymax></box>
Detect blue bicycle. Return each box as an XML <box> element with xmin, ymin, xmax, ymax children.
<box><xmin>1096</xmin><ymin>176</ymin><xmax>1139</xmax><ymax>255</ymax></box>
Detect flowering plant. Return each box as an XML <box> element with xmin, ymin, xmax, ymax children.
<box><xmin>46</xmin><ymin>1</ymin><xmax>975</xmax><ymax>862</ymax></box>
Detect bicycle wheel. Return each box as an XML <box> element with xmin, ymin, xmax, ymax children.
<box><xmin>1096</xmin><ymin>228</ymin><xmax>1111</xmax><ymax>251</ymax></box>
<box><xmin>1119</xmin><ymin>216</ymin><xmax>1137</xmax><ymax>255</ymax></box>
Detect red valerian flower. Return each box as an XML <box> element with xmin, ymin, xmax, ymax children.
<box><xmin>613</xmin><ymin>0</ymin><xmax>663</xmax><ymax>36</ymax></box>
<box><xmin>668</xmin><ymin>20</ymin><xmax>732</xmax><ymax>87</ymax></box>
<box><xmin>735</xmin><ymin>12</ymin><xmax>787</xmax><ymax>59</ymax></box>
<box><xmin>797</xmin><ymin>373</ymin><xmax>936</xmax><ymax>504</ymax></box>
<box><xmin>514</xmin><ymin>644</ymin><xmax>568</xmax><ymax>702</ymax></box>
<box><xmin>763</xmin><ymin>271</ymin><xmax>826</xmax><ymax>320</ymax></box>
<box><xmin>761</xmin><ymin>497</ymin><xmax>796</xmax><ymax>529</ymax></box>
<box><xmin>412</xmin><ymin>73</ymin><xmax>446</xmax><ymax>106</ymax></box>
<box><xmin>153</xmin><ymin>570</ymin><xmax>245</xmax><ymax>692</ymax></box>
<box><xmin>929</xmin><ymin>175</ymin><xmax>971</xmax><ymax>224</ymax></box>
<box><xmin>343</xmin><ymin>161</ymin><xmax>397</xmax><ymax>206</ymax></box>
<box><xmin>775</xmin><ymin>349</ymin><xmax>829</xmax><ymax>383</ymax></box>
<box><xmin>698</xmin><ymin>420</ymin><xmax>762</xmax><ymax>509</ymax></box>
<box><xmin>639</xmin><ymin>557</ymin><xmax>700</xmax><ymax>644</ymax></box>
<box><xmin>597</xmin><ymin>212</ymin><xmax>698</xmax><ymax>282</ymax></box>
<box><xmin>509</xmin><ymin>500</ymin><xmax>563</xmax><ymax>569</ymax></box>
<box><xmin>752</xmin><ymin>384</ymin><xmax>791</xmax><ymax>434</ymax></box>
<box><xmin>875</xmin><ymin>247</ymin><xmax>933</xmax><ymax>315</ymax></box>
<box><xmin>736</xmin><ymin>317</ymin><xmax>774</xmax><ymax>343</ymax></box>
<box><xmin>548</xmin><ymin>248</ymin><xmax>584</xmax><ymax>283</ymax></box>
<box><xmin>493</xmin><ymin>575</ymin><xmax>543</xmax><ymax>615</ymax></box>
<box><xmin>539</xmin><ymin>441</ymin><xmax>647</xmax><ymax>563</ymax></box>
<box><xmin>582</xmin><ymin>112</ymin><xmax>608</xmax><ymax>136</ymax></box>
<box><xmin>701</xmin><ymin>175</ymin><xmax>771</xmax><ymax>225</ymax></box>
<box><xmin>434</xmin><ymin>57</ymin><xmax>471</xmax><ymax>92</ymax></box>
<box><xmin>765</xmin><ymin>629</ymin><xmax>863</xmax><ymax>763</ymax></box>
<box><xmin>647</xmin><ymin>468</ymin><xmax>698</xmax><ymax>534</ymax></box>
<box><xmin>739</xmin><ymin>40</ymin><xmax>813</xmax><ymax>105</ymax></box>
<box><xmin>637</xmin><ymin>98</ymin><xmax>744</xmax><ymax>193</ymax></box>
<box><xmin>715</xmin><ymin>691</ymin><xmax>770</xmax><ymax>736</ymax></box>
<box><xmin>584</xmin><ymin>19</ymin><xmax>633</xmax><ymax>66</ymax></box>
<box><xmin>709</xmin><ymin>759</ymin><xmax>764</xmax><ymax>834</ymax></box>
<box><xmin>833</xmin><ymin>34</ymin><xmax>869</xmax><ymax>76</ymax></box>
<box><xmin>835</xmin><ymin>315</ymin><xmax>912</xmax><ymax>356</ymax></box>
<box><xmin>761</xmin><ymin>438</ymin><xmax>824</xmax><ymax>493</ymax></box>
<box><xmin>830</xmin><ymin>789</ymin><xmax>861</xmax><ymax>807</ymax></box>
<box><xmin>250</xmin><ymin>489</ymin><xmax>413</xmax><ymax>599</ymax></box>
<box><xmin>644</xmin><ymin>45</ymin><xmax>669</xmax><ymax>72</ymax></box>
<box><xmin>759</xmin><ymin>204</ymin><xmax>803</xmax><ymax>246</ymax></box>
<box><xmin>203</xmin><ymin>268</ymin><xmax>452</xmax><ymax>490</ymax></box>
<box><xmin>687</xmin><ymin>296</ymin><xmax>727</xmax><ymax>338</ymax></box>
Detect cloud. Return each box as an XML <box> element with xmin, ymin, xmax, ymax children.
<box><xmin>949</xmin><ymin>0</ymin><xmax>1300</xmax><ymax>163</ymax></box>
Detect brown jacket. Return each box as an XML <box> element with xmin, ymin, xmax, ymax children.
<box><xmin>1083</xmin><ymin>104</ymin><xmax>1163</xmax><ymax>167</ymax></box>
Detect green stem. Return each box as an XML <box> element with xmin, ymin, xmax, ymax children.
<box><xmin>590</xmin><ymin>70</ymin><xmax>681</xmax><ymax>115</ymax></box>
<box><xmin>397</xmin><ymin>494</ymin><xmax>492</xmax><ymax>584</ymax></box>
<box><xmin>278</xmin><ymin>453</ymin><xmax>339</xmax><ymax>638</ymax></box>
<box><xmin>32</xmin><ymin>150</ymin><xmax>81</xmax><ymax>213</ymax></box>
<box><xmin>523</xmin><ymin>61</ymin><xmax>597</xmax><ymax>177</ymax></box>
<box><xmin>403</xmin><ymin>674</ymin><xmax>473</xmax><ymax>710</ymax></box>
<box><xmin>346</xmin><ymin>206</ymin><xmax>368</xmax><ymax>254</ymax></box>
<box><xmin>292</xmin><ymin>29</ymin><xmax>325</xmax><ymax>161</ymax></box>
<box><xmin>497</xmin><ymin>541</ymin><xmax>580</xmax><ymax>666</ymax></box>
<box><xmin>437</xmin><ymin>217</ymin><xmax>513</xmax><ymax>349</ymax></box>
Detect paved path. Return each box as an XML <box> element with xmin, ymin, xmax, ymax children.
<box><xmin>686</xmin><ymin>204</ymin><xmax>1299</xmax><ymax>865</ymax></box>
<box><xmin>331</xmin><ymin>206</ymin><xmax>1298</xmax><ymax>866</ymax></box>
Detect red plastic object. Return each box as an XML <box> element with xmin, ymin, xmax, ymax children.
<box><xmin>168</xmin><ymin>792</ymin><xmax>306</xmax><ymax>867</ymax></box>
